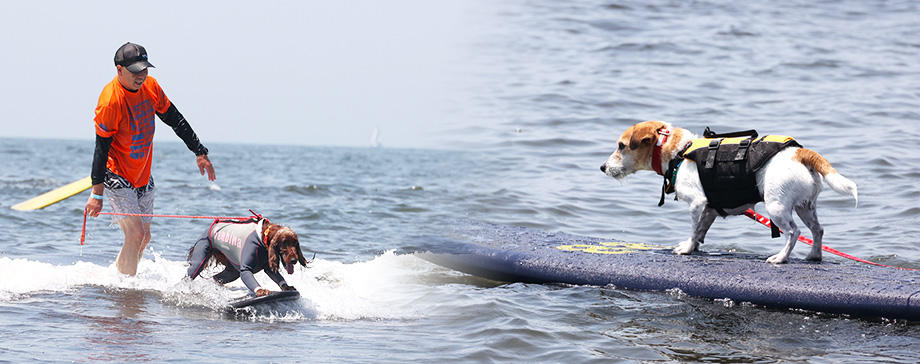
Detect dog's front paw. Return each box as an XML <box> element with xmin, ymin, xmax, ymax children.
<box><xmin>805</xmin><ymin>252</ymin><xmax>822</xmax><ymax>262</ymax></box>
<box><xmin>766</xmin><ymin>254</ymin><xmax>789</xmax><ymax>264</ymax></box>
<box><xmin>673</xmin><ymin>239</ymin><xmax>697</xmax><ymax>255</ymax></box>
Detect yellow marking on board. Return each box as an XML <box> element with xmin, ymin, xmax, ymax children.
<box><xmin>556</xmin><ymin>241</ymin><xmax>671</xmax><ymax>255</ymax></box>
<box><xmin>11</xmin><ymin>176</ymin><xmax>92</xmax><ymax>211</ymax></box>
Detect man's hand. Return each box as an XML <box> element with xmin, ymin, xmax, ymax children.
<box><xmin>84</xmin><ymin>184</ymin><xmax>104</xmax><ymax>218</ymax></box>
<box><xmin>255</xmin><ymin>288</ymin><xmax>272</xmax><ymax>297</ymax></box>
<box><xmin>197</xmin><ymin>154</ymin><xmax>216</xmax><ymax>181</ymax></box>
<box><xmin>84</xmin><ymin>197</ymin><xmax>102</xmax><ymax>218</ymax></box>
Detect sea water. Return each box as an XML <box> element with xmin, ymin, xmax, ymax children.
<box><xmin>3</xmin><ymin>0</ymin><xmax>920</xmax><ymax>362</ymax></box>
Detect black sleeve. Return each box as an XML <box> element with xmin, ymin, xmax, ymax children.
<box><xmin>157</xmin><ymin>103</ymin><xmax>209</xmax><ymax>156</ymax></box>
<box><xmin>239</xmin><ymin>242</ymin><xmax>264</xmax><ymax>293</ymax></box>
<box><xmin>91</xmin><ymin>135</ymin><xmax>113</xmax><ymax>185</ymax></box>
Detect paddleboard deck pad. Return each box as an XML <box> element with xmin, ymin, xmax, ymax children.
<box><xmin>414</xmin><ymin>222</ymin><xmax>920</xmax><ymax>320</ymax></box>
<box><xmin>228</xmin><ymin>290</ymin><xmax>300</xmax><ymax>310</ymax></box>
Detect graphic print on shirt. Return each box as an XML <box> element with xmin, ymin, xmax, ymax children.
<box><xmin>128</xmin><ymin>99</ymin><xmax>156</xmax><ymax>160</ymax></box>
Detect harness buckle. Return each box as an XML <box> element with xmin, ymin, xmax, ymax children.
<box><xmin>704</xmin><ymin>139</ymin><xmax>721</xmax><ymax>169</ymax></box>
<box><xmin>734</xmin><ymin>138</ymin><xmax>752</xmax><ymax>161</ymax></box>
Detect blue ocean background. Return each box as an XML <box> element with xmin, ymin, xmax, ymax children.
<box><xmin>2</xmin><ymin>0</ymin><xmax>920</xmax><ymax>362</ymax></box>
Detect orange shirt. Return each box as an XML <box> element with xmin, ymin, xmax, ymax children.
<box><xmin>94</xmin><ymin>76</ymin><xmax>172</xmax><ymax>188</ymax></box>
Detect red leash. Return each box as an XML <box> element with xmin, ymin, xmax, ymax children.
<box><xmin>743</xmin><ymin>209</ymin><xmax>918</xmax><ymax>271</ymax></box>
<box><xmin>80</xmin><ymin>211</ymin><xmax>253</xmax><ymax>246</ymax></box>
<box><xmin>97</xmin><ymin>212</ymin><xmax>251</xmax><ymax>220</ymax></box>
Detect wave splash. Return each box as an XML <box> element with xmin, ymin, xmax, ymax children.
<box><xmin>0</xmin><ymin>250</ymin><xmax>443</xmax><ymax>321</ymax></box>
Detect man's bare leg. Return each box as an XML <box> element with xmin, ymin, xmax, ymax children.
<box><xmin>116</xmin><ymin>216</ymin><xmax>151</xmax><ymax>276</ymax></box>
<box><xmin>137</xmin><ymin>222</ymin><xmax>152</xmax><ymax>262</ymax></box>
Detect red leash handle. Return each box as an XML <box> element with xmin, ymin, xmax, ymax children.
<box><xmin>744</xmin><ymin>209</ymin><xmax>918</xmax><ymax>271</ymax></box>
<box><xmin>81</xmin><ymin>210</ymin><xmax>87</xmax><ymax>246</ymax></box>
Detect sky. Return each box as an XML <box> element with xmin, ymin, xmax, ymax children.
<box><xmin>0</xmin><ymin>1</ymin><xmax>479</xmax><ymax>148</ymax></box>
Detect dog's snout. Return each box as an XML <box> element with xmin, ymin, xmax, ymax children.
<box><xmin>600</xmin><ymin>164</ymin><xmax>607</xmax><ymax>173</ymax></box>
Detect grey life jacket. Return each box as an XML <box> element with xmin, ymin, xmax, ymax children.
<box><xmin>208</xmin><ymin>219</ymin><xmax>265</xmax><ymax>267</ymax></box>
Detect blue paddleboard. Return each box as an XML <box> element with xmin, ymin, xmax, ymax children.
<box><xmin>415</xmin><ymin>222</ymin><xmax>920</xmax><ymax>320</ymax></box>
<box><xmin>228</xmin><ymin>290</ymin><xmax>300</xmax><ymax>310</ymax></box>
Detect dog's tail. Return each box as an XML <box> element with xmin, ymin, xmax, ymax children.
<box><xmin>795</xmin><ymin>148</ymin><xmax>858</xmax><ymax>207</ymax></box>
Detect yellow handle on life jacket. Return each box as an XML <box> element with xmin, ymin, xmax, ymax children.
<box><xmin>683</xmin><ymin>135</ymin><xmax>795</xmax><ymax>160</ymax></box>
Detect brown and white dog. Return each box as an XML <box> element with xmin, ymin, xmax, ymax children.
<box><xmin>600</xmin><ymin>121</ymin><xmax>858</xmax><ymax>264</ymax></box>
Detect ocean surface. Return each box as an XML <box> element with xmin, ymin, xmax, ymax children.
<box><xmin>3</xmin><ymin>0</ymin><xmax>920</xmax><ymax>362</ymax></box>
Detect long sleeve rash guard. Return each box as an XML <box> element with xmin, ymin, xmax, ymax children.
<box><xmin>187</xmin><ymin>219</ymin><xmax>288</xmax><ymax>293</ymax></box>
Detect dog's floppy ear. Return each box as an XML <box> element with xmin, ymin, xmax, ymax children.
<box><xmin>284</xmin><ymin>229</ymin><xmax>308</xmax><ymax>266</ymax></box>
<box><xmin>628</xmin><ymin>130</ymin><xmax>654</xmax><ymax>150</ymax></box>
<box><xmin>628</xmin><ymin>121</ymin><xmax>662</xmax><ymax>150</ymax></box>
<box><xmin>296</xmin><ymin>241</ymin><xmax>308</xmax><ymax>266</ymax></box>
<box><xmin>267</xmin><ymin>244</ymin><xmax>280</xmax><ymax>272</ymax></box>
<box><xmin>266</xmin><ymin>227</ymin><xmax>280</xmax><ymax>272</ymax></box>
<box><xmin>628</xmin><ymin>134</ymin><xmax>653</xmax><ymax>150</ymax></box>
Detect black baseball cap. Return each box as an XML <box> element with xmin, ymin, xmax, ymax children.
<box><xmin>114</xmin><ymin>42</ymin><xmax>155</xmax><ymax>73</ymax></box>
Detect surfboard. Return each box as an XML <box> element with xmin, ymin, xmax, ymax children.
<box><xmin>227</xmin><ymin>290</ymin><xmax>300</xmax><ymax>310</ymax></box>
<box><xmin>416</xmin><ymin>222</ymin><xmax>920</xmax><ymax>320</ymax></box>
<box><xmin>11</xmin><ymin>176</ymin><xmax>92</xmax><ymax>211</ymax></box>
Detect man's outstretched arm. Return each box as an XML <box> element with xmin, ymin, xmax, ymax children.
<box><xmin>157</xmin><ymin>102</ymin><xmax>215</xmax><ymax>180</ymax></box>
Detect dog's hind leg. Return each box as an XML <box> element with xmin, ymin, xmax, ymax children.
<box><xmin>213</xmin><ymin>266</ymin><xmax>241</xmax><ymax>284</ymax></box>
<box><xmin>674</xmin><ymin>203</ymin><xmax>718</xmax><ymax>255</ymax></box>
<box><xmin>765</xmin><ymin>201</ymin><xmax>800</xmax><ymax>264</ymax></box>
<box><xmin>187</xmin><ymin>234</ymin><xmax>212</xmax><ymax>279</ymax></box>
<box><xmin>796</xmin><ymin>203</ymin><xmax>824</xmax><ymax>261</ymax></box>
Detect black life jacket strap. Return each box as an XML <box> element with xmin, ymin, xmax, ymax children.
<box><xmin>734</xmin><ymin>138</ymin><xmax>752</xmax><ymax>161</ymax></box>
<box><xmin>658</xmin><ymin>142</ymin><xmax>691</xmax><ymax>206</ymax></box>
<box><xmin>704</xmin><ymin>139</ymin><xmax>721</xmax><ymax>169</ymax></box>
<box><xmin>658</xmin><ymin>178</ymin><xmax>668</xmax><ymax>207</ymax></box>
<box><xmin>703</xmin><ymin>127</ymin><xmax>759</xmax><ymax>139</ymax></box>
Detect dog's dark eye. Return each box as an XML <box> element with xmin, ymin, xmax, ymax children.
<box><xmin>618</xmin><ymin>142</ymin><xmax>626</xmax><ymax>151</ymax></box>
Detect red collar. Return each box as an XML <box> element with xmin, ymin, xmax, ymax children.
<box><xmin>651</xmin><ymin>127</ymin><xmax>671</xmax><ymax>175</ymax></box>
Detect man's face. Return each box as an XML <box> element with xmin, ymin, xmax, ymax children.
<box><xmin>116</xmin><ymin>65</ymin><xmax>148</xmax><ymax>91</ymax></box>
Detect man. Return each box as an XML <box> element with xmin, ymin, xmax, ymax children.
<box><xmin>84</xmin><ymin>42</ymin><xmax>216</xmax><ymax>276</ymax></box>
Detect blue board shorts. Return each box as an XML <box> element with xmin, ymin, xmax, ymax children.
<box><xmin>103</xmin><ymin>170</ymin><xmax>155</xmax><ymax>224</ymax></box>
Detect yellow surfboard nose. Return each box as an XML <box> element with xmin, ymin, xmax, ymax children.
<box><xmin>11</xmin><ymin>176</ymin><xmax>92</xmax><ymax>211</ymax></box>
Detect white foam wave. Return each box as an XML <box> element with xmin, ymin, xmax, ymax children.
<box><xmin>0</xmin><ymin>250</ymin><xmax>443</xmax><ymax>321</ymax></box>
<box><xmin>290</xmin><ymin>250</ymin><xmax>438</xmax><ymax>320</ymax></box>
